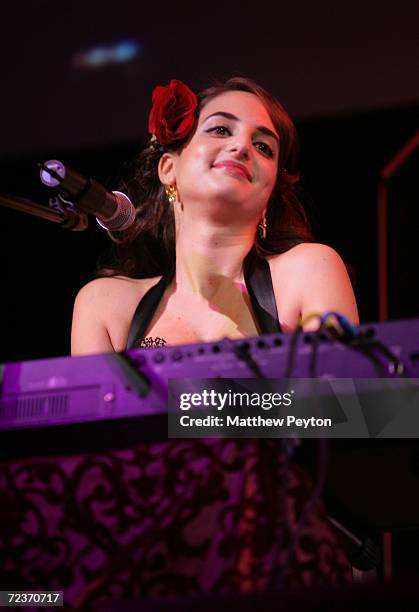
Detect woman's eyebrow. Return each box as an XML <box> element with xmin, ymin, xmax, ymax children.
<box><xmin>203</xmin><ymin>111</ymin><xmax>279</xmax><ymax>145</ymax></box>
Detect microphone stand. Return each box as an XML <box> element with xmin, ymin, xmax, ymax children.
<box><xmin>0</xmin><ymin>192</ymin><xmax>88</xmax><ymax>231</ymax></box>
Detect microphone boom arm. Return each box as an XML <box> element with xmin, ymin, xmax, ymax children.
<box><xmin>0</xmin><ymin>192</ymin><xmax>88</xmax><ymax>231</ymax></box>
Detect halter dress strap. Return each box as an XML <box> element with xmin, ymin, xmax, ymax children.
<box><xmin>243</xmin><ymin>248</ymin><xmax>281</xmax><ymax>334</ymax></box>
<box><xmin>126</xmin><ymin>265</ymin><xmax>175</xmax><ymax>350</ymax></box>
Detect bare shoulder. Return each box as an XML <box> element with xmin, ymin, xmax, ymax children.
<box><xmin>267</xmin><ymin>242</ymin><xmax>359</xmax><ymax>330</ymax></box>
<box><xmin>74</xmin><ymin>275</ymin><xmax>159</xmax><ymax>306</ymax></box>
<box><xmin>267</xmin><ymin>242</ymin><xmax>345</xmax><ymax>271</ymax></box>
<box><xmin>71</xmin><ymin>275</ymin><xmax>161</xmax><ymax>355</ymax></box>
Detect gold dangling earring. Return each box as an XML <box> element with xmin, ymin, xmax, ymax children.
<box><xmin>165</xmin><ymin>184</ymin><xmax>177</xmax><ymax>203</ymax></box>
<box><xmin>258</xmin><ymin>214</ymin><xmax>267</xmax><ymax>239</ymax></box>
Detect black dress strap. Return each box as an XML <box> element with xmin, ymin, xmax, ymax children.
<box><xmin>126</xmin><ymin>265</ymin><xmax>175</xmax><ymax>350</ymax></box>
<box><xmin>243</xmin><ymin>249</ymin><xmax>281</xmax><ymax>334</ymax></box>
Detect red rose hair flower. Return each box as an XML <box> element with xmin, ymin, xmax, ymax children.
<box><xmin>148</xmin><ymin>79</ymin><xmax>198</xmax><ymax>145</ymax></box>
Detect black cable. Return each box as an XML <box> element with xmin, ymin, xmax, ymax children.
<box><xmin>269</xmin><ymin>324</ymin><xmax>329</xmax><ymax>589</ymax></box>
<box><xmin>344</xmin><ymin>334</ymin><xmax>405</xmax><ymax>378</ymax></box>
<box><xmin>284</xmin><ymin>326</ymin><xmax>303</xmax><ymax>379</ymax></box>
<box><xmin>269</xmin><ymin>435</ymin><xmax>329</xmax><ymax>589</ymax></box>
<box><xmin>233</xmin><ymin>342</ymin><xmax>266</xmax><ymax>378</ymax></box>
<box><xmin>309</xmin><ymin>328</ymin><xmax>323</xmax><ymax>378</ymax></box>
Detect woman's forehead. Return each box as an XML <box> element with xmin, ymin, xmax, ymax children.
<box><xmin>199</xmin><ymin>90</ymin><xmax>275</xmax><ymax>130</ymax></box>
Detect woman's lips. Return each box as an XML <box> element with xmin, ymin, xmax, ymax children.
<box><xmin>213</xmin><ymin>161</ymin><xmax>252</xmax><ymax>181</ymax></box>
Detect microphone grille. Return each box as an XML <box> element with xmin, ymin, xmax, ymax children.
<box><xmin>96</xmin><ymin>191</ymin><xmax>136</xmax><ymax>231</ymax></box>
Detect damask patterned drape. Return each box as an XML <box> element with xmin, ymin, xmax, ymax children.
<box><xmin>0</xmin><ymin>439</ymin><xmax>350</xmax><ymax>608</ymax></box>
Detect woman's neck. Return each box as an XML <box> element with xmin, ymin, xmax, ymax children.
<box><xmin>173</xmin><ymin>218</ymin><xmax>255</xmax><ymax>302</ymax></box>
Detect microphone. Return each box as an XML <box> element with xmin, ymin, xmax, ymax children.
<box><xmin>40</xmin><ymin>159</ymin><xmax>136</xmax><ymax>231</ymax></box>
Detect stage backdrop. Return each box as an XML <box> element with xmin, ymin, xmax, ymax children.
<box><xmin>1</xmin><ymin>0</ymin><xmax>419</xmax><ymax>156</ymax></box>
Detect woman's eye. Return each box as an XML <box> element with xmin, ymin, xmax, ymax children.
<box><xmin>255</xmin><ymin>142</ymin><xmax>273</xmax><ymax>158</ymax></box>
<box><xmin>206</xmin><ymin>125</ymin><xmax>231</xmax><ymax>136</ymax></box>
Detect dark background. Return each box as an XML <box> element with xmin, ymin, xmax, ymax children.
<box><xmin>1</xmin><ymin>0</ymin><xmax>418</xmax><ymax>364</ymax></box>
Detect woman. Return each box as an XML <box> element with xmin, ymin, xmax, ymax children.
<box><xmin>68</xmin><ymin>78</ymin><xmax>355</xmax><ymax>596</ymax></box>
<box><xmin>71</xmin><ymin>77</ymin><xmax>358</xmax><ymax>355</ymax></box>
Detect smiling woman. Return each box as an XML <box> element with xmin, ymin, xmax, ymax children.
<box><xmin>68</xmin><ymin>78</ymin><xmax>356</xmax><ymax>596</ymax></box>
<box><xmin>71</xmin><ymin>77</ymin><xmax>358</xmax><ymax>354</ymax></box>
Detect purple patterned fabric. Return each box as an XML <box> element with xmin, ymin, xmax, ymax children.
<box><xmin>0</xmin><ymin>439</ymin><xmax>351</xmax><ymax>607</ymax></box>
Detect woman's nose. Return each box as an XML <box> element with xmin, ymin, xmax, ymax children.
<box><xmin>228</xmin><ymin>135</ymin><xmax>251</xmax><ymax>159</ymax></box>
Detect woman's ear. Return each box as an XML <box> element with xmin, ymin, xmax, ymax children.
<box><xmin>158</xmin><ymin>152</ymin><xmax>177</xmax><ymax>186</ymax></box>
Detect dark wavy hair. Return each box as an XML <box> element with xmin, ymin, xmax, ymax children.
<box><xmin>97</xmin><ymin>77</ymin><xmax>314</xmax><ymax>278</ymax></box>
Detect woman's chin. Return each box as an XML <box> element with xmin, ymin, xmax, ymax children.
<box><xmin>206</xmin><ymin>182</ymin><xmax>249</xmax><ymax>203</ymax></box>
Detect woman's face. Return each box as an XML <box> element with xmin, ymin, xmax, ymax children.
<box><xmin>166</xmin><ymin>90</ymin><xmax>280</xmax><ymax>224</ymax></box>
